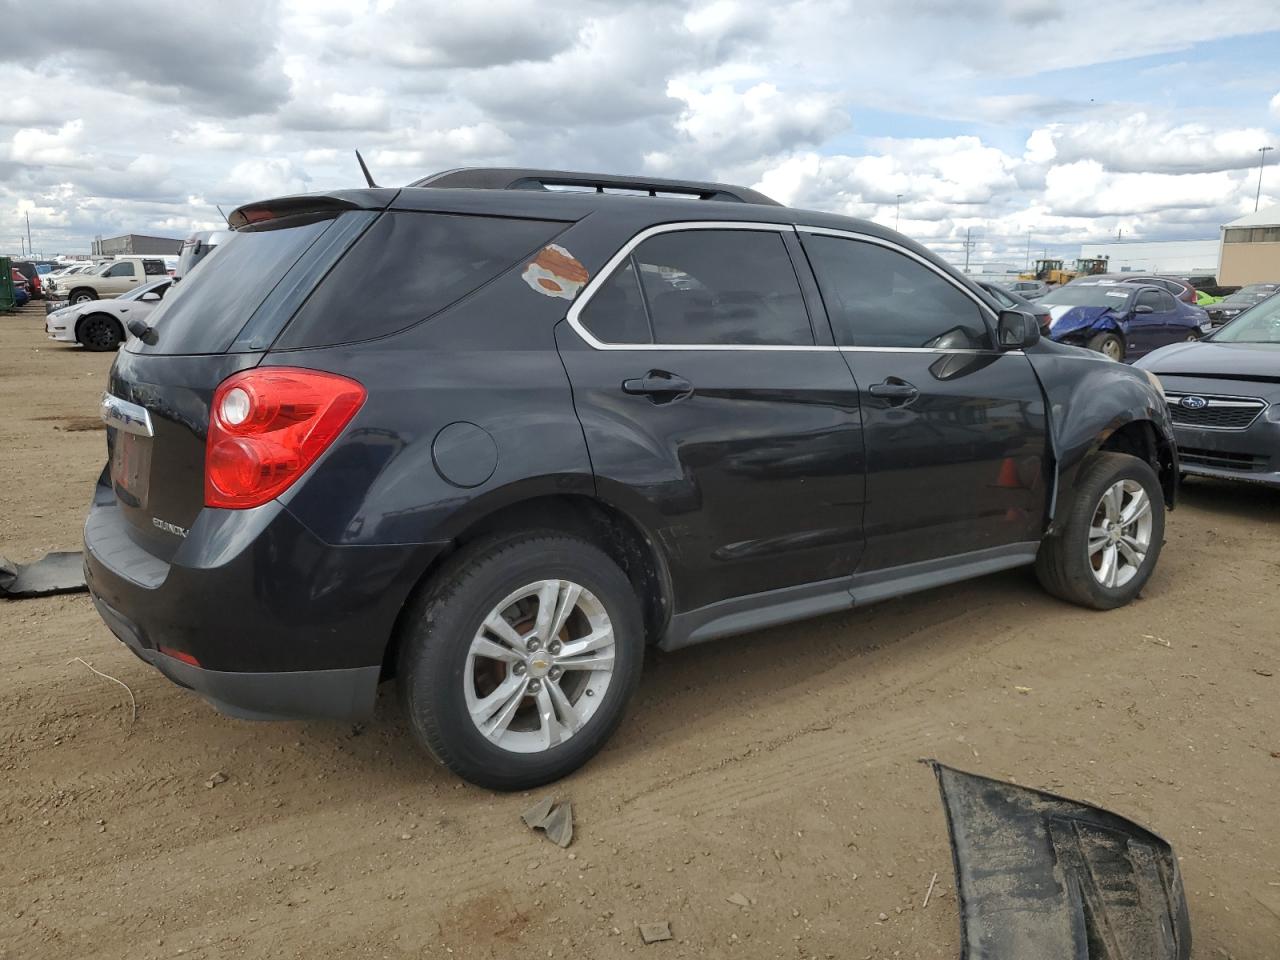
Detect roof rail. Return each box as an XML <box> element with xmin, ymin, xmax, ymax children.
<box><xmin>407</xmin><ymin>167</ymin><xmax>781</xmax><ymax>206</ymax></box>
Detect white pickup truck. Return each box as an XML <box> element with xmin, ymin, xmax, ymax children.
<box><xmin>45</xmin><ymin>256</ymin><xmax>169</xmax><ymax>305</ymax></box>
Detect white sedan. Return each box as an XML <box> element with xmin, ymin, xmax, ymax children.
<box><xmin>45</xmin><ymin>277</ymin><xmax>173</xmax><ymax>351</ymax></box>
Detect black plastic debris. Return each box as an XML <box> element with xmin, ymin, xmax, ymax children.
<box><xmin>0</xmin><ymin>551</ymin><xmax>88</xmax><ymax>599</ymax></box>
<box><xmin>930</xmin><ymin>761</ymin><xmax>1191</xmax><ymax>960</ymax></box>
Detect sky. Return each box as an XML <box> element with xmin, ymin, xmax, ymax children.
<box><xmin>2</xmin><ymin>0</ymin><xmax>1279</xmax><ymax>268</ymax></box>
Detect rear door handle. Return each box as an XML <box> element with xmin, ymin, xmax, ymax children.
<box><xmin>622</xmin><ymin>371</ymin><xmax>693</xmax><ymax>402</ymax></box>
<box><xmin>868</xmin><ymin>379</ymin><xmax>919</xmax><ymax>402</ymax></box>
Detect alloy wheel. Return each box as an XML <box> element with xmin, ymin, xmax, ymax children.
<box><xmin>464</xmin><ymin>579</ymin><xmax>616</xmax><ymax>753</ymax></box>
<box><xmin>1087</xmin><ymin>479</ymin><xmax>1153</xmax><ymax>589</ymax></box>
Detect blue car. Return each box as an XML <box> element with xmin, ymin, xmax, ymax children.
<box><xmin>1039</xmin><ymin>279</ymin><xmax>1210</xmax><ymax>362</ymax></box>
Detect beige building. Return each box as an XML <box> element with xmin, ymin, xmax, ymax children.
<box><xmin>1219</xmin><ymin>205</ymin><xmax>1280</xmax><ymax>285</ymax></box>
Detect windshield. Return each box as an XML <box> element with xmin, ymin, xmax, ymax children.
<box><xmin>1225</xmin><ymin>284</ymin><xmax>1278</xmax><ymax>304</ymax></box>
<box><xmin>1211</xmin><ymin>294</ymin><xmax>1280</xmax><ymax>343</ymax></box>
<box><xmin>1039</xmin><ymin>284</ymin><xmax>1133</xmax><ymax>308</ymax></box>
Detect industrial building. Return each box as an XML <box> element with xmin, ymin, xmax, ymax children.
<box><xmin>1218</xmin><ymin>205</ymin><xmax>1280</xmax><ymax>286</ymax></box>
<box><xmin>91</xmin><ymin>233</ymin><xmax>183</xmax><ymax>256</ymax></box>
<box><xmin>1077</xmin><ymin>238</ymin><xmax>1219</xmax><ymax>278</ymax></box>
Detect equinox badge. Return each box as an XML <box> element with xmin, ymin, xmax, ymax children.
<box><xmin>152</xmin><ymin>517</ymin><xmax>189</xmax><ymax>539</ymax></box>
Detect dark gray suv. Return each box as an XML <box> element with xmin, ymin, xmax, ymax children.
<box><xmin>85</xmin><ymin>168</ymin><xmax>1177</xmax><ymax>789</ymax></box>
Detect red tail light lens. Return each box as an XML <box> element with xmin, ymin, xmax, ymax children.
<box><xmin>205</xmin><ymin>367</ymin><xmax>366</xmax><ymax>509</ymax></box>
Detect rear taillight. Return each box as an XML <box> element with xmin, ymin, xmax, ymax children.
<box><xmin>204</xmin><ymin>367</ymin><xmax>366</xmax><ymax>509</ymax></box>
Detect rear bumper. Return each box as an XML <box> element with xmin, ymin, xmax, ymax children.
<box><xmin>94</xmin><ymin>594</ymin><xmax>382</xmax><ymax>720</ymax></box>
<box><xmin>84</xmin><ymin>473</ymin><xmax>448</xmax><ymax>721</ymax></box>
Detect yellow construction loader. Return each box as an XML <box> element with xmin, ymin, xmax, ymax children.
<box><xmin>1019</xmin><ymin>258</ymin><xmax>1076</xmax><ymax>285</ymax></box>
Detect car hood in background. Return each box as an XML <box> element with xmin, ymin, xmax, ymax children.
<box><xmin>1137</xmin><ymin>340</ymin><xmax>1280</xmax><ymax>379</ymax></box>
<box><xmin>1045</xmin><ymin>304</ymin><xmax>1120</xmax><ymax>336</ymax></box>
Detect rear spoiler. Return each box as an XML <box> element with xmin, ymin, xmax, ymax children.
<box><xmin>227</xmin><ymin>196</ymin><xmax>365</xmax><ymax>231</ymax></box>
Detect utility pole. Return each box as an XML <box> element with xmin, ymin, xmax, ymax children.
<box><xmin>25</xmin><ymin>212</ymin><xmax>32</xmax><ymax>257</ymax></box>
<box><xmin>895</xmin><ymin>194</ymin><xmax>903</xmax><ymax>231</ymax></box>
<box><xmin>1256</xmin><ymin>146</ymin><xmax>1274</xmax><ymax>211</ymax></box>
<box><xmin>963</xmin><ymin>228</ymin><xmax>974</xmax><ymax>272</ymax></box>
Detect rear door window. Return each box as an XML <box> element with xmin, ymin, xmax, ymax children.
<box><xmin>633</xmin><ymin>230</ymin><xmax>812</xmax><ymax>345</ymax></box>
<box><xmin>143</xmin><ymin>260</ymin><xmax>167</xmax><ymax>276</ymax></box>
<box><xmin>275</xmin><ymin>211</ymin><xmax>568</xmax><ymax>349</ymax></box>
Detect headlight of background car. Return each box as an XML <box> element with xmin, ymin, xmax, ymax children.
<box><xmin>1142</xmin><ymin>369</ymin><xmax>1165</xmax><ymax>398</ymax></box>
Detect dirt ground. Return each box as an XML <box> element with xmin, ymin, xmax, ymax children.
<box><xmin>1</xmin><ymin>301</ymin><xmax>1278</xmax><ymax>960</ymax></box>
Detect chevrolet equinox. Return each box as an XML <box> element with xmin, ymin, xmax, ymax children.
<box><xmin>86</xmin><ymin>168</ymin><xmax>1177</xmax><ymax>789</ymax></box>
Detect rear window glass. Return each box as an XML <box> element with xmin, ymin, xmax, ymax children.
<box><xmin>276</xmin><ymin>211</ymin><xmax>568</xmax><ymax>349</ymax></box>
<box><xmin>133</xmin><ymin>216</ymin><xmax>334</xmax><ymax>355</ymax></box>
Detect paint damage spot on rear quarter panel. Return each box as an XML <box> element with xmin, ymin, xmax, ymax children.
<box><xmin>521</xmin><ymin>244</ymin><xmax>589</xmax><ymax>300</ymax></box>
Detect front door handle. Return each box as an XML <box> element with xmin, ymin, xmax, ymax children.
<box><xmin>622</xmin><ymin>371</ymin><xmax>693</xmax><ymax>403</ymax></box>
<box><xmin>868</xmin><ymin>379</ymin><xmax>919</xmax><ymax>403</ymax></box>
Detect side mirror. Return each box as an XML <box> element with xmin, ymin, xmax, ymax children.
<box><xmin>1134</xmin><ymin>304</ymin><xmax>1154</xmax><ymax>314</ymax></box>
<box><xmin>140</xmin><ymin>291</ymin><xmax>161</xmax><ymax>302</ymax></box>
<box><xmin>997</xmin><ymin>309</ymin><xmax>1040</xmax><ymax>350</ymax></box>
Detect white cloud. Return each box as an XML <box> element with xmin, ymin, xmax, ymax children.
<box><xmin>2</xmin><ymin>0</ymin><xmax>1279</xmax><ymax>261</ymax></box>
<box><xmin>650</xmin><ymin>81</ymin><xmax>849</xmax><ymax>168</ymax></box>
<box><xmin>219</xmin><ymin>158</ymin><xmax>312</xmax><ymax>202</ymax></box>
<box><xmin>9</xmin><ymin>120</ymin><xmax>89</xmax><ymax>167</ymax></box>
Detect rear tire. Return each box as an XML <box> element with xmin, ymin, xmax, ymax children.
<box><xmin>397</xmin><ymin>531</ymin><xmax>644</xmax><ymax>790</ymax></box>
<box><xmin>1088</xmin><ymin>332</ymin><xmax>1124</xmax><ymax>361</ymax></box>
<box><xmin>69</xmin><ymin>288</ymin><xmax>97</xmax><ymax>305</ymax></box>
<box><xmin>78</xmin><ymin>313</ymin><xmax>123</xmax><ymax>352</ymax></box>
<box><xmin>1035</xmin><ymin>452</ymin><xmax>1164</xmax><ymax>610</ymax></box>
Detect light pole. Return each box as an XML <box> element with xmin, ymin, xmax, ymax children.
<box><xmin>895</xmin><ymin>194</ymin><xmax>903</xmax><ymax>231</ymax></box>
<box><xmin>1256</xmin><ymin>146</ymin><xmax>1274</xmax><ymax>212</ymax></box>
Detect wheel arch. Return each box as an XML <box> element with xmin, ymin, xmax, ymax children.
<box><xmin>75</xmin><ymin>311</ymin><xmax>124</xmax><ymax>346</ymax></box>
<box><xmin>68</xmin><ymin>286</ymin><xmax>99</xmax><ymax>303</ymax></box>
<box><xmin>1051</xmin><ymin>416</ymin><xmax>1176</xmax><ymax>532</ymax></box>
<box><xmin>381</xmin><ymin>488</ymin><xmax>673</xmax><ymax>679</ymax></box>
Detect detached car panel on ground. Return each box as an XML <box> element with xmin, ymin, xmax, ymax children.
<box><xmin>1137</xmin><ymin>297</ymin><xmax>1280</xmax><ymax>487</ymax></box>
<box><xmin>85</xmin><ymin>169</ymin><xmax>1177</xmax><ymax>788</ymax></box>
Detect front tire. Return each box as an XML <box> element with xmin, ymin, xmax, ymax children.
<box><xmin>1035</xmin><ymin>452</ymin><xmax>1164</xmax><ymax>610</ymax></box>
<box><xmin>1088</xmin><ymin>332</ymin><xmax>1125</xmax><ymax>361</ymax></box>
<box><xmin>78</xmin><ymin>313</ymin><xmax>123</xmax><ymax>351</ymax></box>
<box><xmin>397</xmin><ymin>531</ymin><xmax>644</xmax><ymax>790</ymax></box>
<box><xmin>69</xmin><ymin>288</ymin><xmax>97</xmax><ymax>305</ymax></box>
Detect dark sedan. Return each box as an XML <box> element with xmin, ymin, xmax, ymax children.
<box><xmin>1205</xmin><ymin>282</ymin><xmax>1278</xmax><ymax>328</ymax></box>
<box><xmin>1039</xmin><ymin>279</ymin><xmax>1210</xmax><ymax>362</ymax></box>
<box><xmin>1136</xmin><ymin>294</ymin><xmax>1280</xmax><ymax>487</ymax></box>
<box><xmin>977</xmin><ymin>280</ymin><xmax>1051</xmax><ymax>333</ymax></box>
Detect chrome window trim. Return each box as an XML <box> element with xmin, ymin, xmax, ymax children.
<box><xmin>564</xmin><ymin>220</ymin><xmax>1016</xmax><ymax>355</ymax></box>
<box><xmin>100</xmin><ymin>392</ymin><xmax>154</xmax><ymax>437</ymax></box>
<box><xmin>564</xmin><ymin>221</ymin><xmax>820</xmax><ymax>352</ymax></box>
